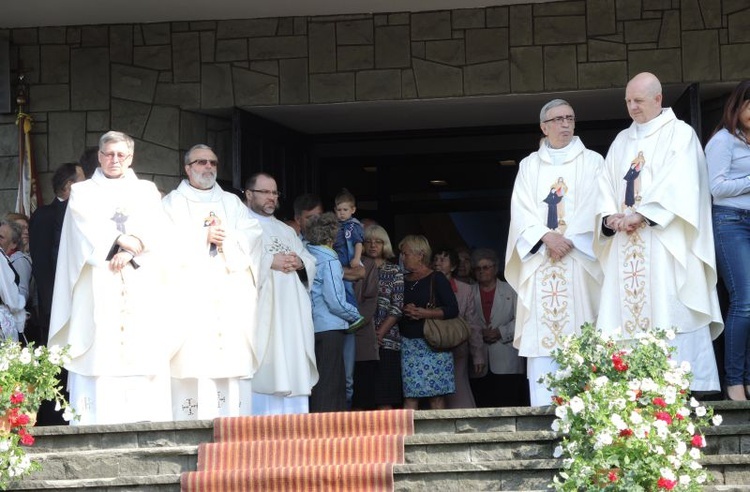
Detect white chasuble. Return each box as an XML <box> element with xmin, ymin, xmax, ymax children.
<box><xmin>249</xmin><ymin>211</ymin><xmax>318</xmax><ymax>410</ymax></box>
<box><xmin>595</xmin><ymin>109</ymin><xmax>723</xmax><ymax>391</ymax></box>
<box><xmin>506</xmin><ymin>137</ymin><xmax>603</xmax><ymax>358</ymax></box>
<box><xmin>49</xmin><ymin>168</ymin><xmax>174</xmax><ymax>424</ymax></box>
<box><xmin>162</xmin><ymin>180</ymin><xmax>263</xmax><ymax>420</ymax></box>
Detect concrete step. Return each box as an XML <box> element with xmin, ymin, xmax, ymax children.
<box><xmin>9</xmin><ymin>475</ymin><xmax>181</xmax><ymax>491</ymax></box>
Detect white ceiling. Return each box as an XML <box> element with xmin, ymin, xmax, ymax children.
<box><xmin>2</xmin><ymin>0</ymin><xmax>553</xmax><ymax>28</ymax></box>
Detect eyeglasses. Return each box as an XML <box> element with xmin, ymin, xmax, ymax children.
<box><xmin>248</xmin><ymin>189</ymin><xmax>282</xmax><ymax>198</ymax></box>
<box><xmin>365</xmin><ymin>239</ymin><xmax>384</xmax><ymax>245</ymax></box>
<box><xmin>474</xmin><ymin>264</ymin><xmax>495</xmax><ymax>272</ymax></box>
<box><xmin>189</xmin><ymin>159</ymin><xmax>218</xmax><ymax>167</ymax></box>
<box><xmin>99</xmin><ymin>151</ymin><xmax>132</xmax><ymax>161</ymax></box>
<box><xmin>542</xmin><ymin>115</ymin><xmax>575</xmax><ymax>124</ymax></box>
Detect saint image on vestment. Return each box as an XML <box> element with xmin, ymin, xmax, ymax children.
<box><xmin>543</xmin><ymin>177</ymin><xmax>568</xmax><ymax>231</ymax></box>
<box><xmin>623</xmin><ymin>151</ymin><xmax>645</xmax><ymax>209</ymax></box>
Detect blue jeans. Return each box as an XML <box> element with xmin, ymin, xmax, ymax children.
<box><xmin>713</xmin><ymin>205</ymin><xmax>750</xmax><ymax>386</ymax></box>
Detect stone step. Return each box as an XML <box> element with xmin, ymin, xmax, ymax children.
<box><xmin>14</xmin><ymin>455</ymin><xmax>750</xmax><ymax>492</ymax></box>
<box><xmin>19</xmin><ymin>431</ymin><xmax>750</xmax><ymax>482</ymax></box>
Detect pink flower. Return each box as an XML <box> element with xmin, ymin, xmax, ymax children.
<box><xmin>10</xmin><ymin>391</ymin><xmax>25</xmax><ymax>404</ymax></box>
<box><xmin>608</xmin><ymin>470</ymin><xmax>619</xmax><ymax>482</ymax></box>
<box><xmin>657</xmin><ymin>477</ymin><xmax>677</xmax><ymax>489</ymax></box>
<box><xmin>691</xmin><ymin>434</ymin><xmax>706</xmax><ymax>448</ymax></box>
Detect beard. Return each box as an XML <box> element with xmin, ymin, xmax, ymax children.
<box><xmin>189</xmin><ymin>168</ymin><xmax>216</xmax><ymax>189</ymax></box>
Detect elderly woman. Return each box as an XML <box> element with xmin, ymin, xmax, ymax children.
<box><xmin>306</xmin><ymin>212</ymin><xmax>363</xmax><ymax>412</ymax></box>
<box><xmin>352</xmin><ymin>225</ymin><xmax>404</xmax><ymax>409</ymax></box>
<box><xmin>399</xmin><ymin>234</ymin><xmax>459</xmax><ymax>410</ymax></box>
<box><xmin>469</xmin><ymin>248</ymin><xmax>527</xmax><ymax>407</ymax></box>
<box><xmin>432</xmin><ymin>247</ymin><xmax>485</xmax><ymax>408</ymax></box>
<box><xmin>705</xmin><ymin>80</ymin><xmax>750</xmax><ymax>401</ymax></box>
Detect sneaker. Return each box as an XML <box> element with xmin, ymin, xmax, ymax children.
<box><xmin>346</xmin><ymin>316</ymin><xmax>366</xmax><ymax>333</ymax></box>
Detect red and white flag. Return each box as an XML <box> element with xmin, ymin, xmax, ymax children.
<box><xmin>15</xmin><ymin>112</ymin><xmax>42</xmax><ymax>216</ymax></box>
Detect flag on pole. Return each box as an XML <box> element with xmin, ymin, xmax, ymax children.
<box><xmin>15</xmin><ymin>111</ymin><xmax>41</xmax><ymax>216</ymax></box>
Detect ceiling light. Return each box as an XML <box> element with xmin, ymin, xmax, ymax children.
<box><xmin>499</xmin><ymin>160</ymin><xmax>516</xmax><ymax>166</ymax></box>
<box><xmin>430</xmin><ymin>180</ymin><xmax>448</xmax><ymax>186</ymax></box>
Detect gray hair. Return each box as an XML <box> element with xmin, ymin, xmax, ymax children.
<box><xmin>305</xmin><ymin>212</ymin><xmax>339</xmax><ymax>246</ymax></box>
<box><xmin>539</xmin><ymin>99</ymin><xmax>573</xmax><ymax>123</ymax></box>
<box><xmin>99</xmin><ymin>131</ymin><xmax>134</xmax><ymax>154</ymax></box>
<box><xmin>471</xmin><ymin>248</ymin><xmax>499</xmax><ymax>268</ymax></box>
<box><xmin>184</xmin><ymin>144</ymin><xmax>213</xmax><ymax>166</ymax></box>
<box><xmin>0</xmin><ymin>220</ymin><xmax>22</xmax><ymax>247</ymax></box>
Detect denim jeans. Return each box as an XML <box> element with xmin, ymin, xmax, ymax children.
<box><xmin>713</xmin><ymin>205</ymin><xmax>750</xmax><ymax>386</ymax></box>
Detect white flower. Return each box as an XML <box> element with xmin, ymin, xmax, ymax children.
<box><xmin>0</xmin><ymin>439</ymin><xmax>10</xmax><ymax>452</ymax></box>
<box><xmin>680</xmin><ymin>360</ymin><xmax>691</xmax><ymax>372</ymax></box>
<box><xmin>665</xmin><ymin>329</ymin><xmax>676</xmax><ymax>340</ymax></box>
<box><xmin>712</xmin><ymin>414</ymin><xmax>723</xmax><ymax>426</ymax></box>
<box><xmin>641</xmin><ymin>378</ymin><xmax>658</xmax><ymax>392</ymax></box>
<box><xmin>663</xmin><ymin>386</ymin><xmax>677</xmax><ymax>404</ymax></box>
<box><xmin>654</xmin><ymin>445</ymin><xmax>665</xmax><ymax>455</ymax></box>
<box><xmin>62</xmin><ymin>406</ymin><xmax>76</xmax><ymax>422</ymax></box>
<box><xmin>54</xmin><ymin>400</ymin><xmax>62</xmax><ymax>412</ymax></box>
<box><xmin>568</xmin><ymin>397</ymin><xmax>584</xmax><ymax>414</ymax></box>
<box><xmin>19</xmin><ymin>348</ymin><xmax>32</xmax><ymax>364</ymax></box>
<box><xmin>690</xmin><ymin>397</ymin><xmax>700</xmax><ymax>408</ymax></box>
<box><xmin>611</xmin><ymin>414</ymin><xmax>627</xmax><ymax>431</ymax></box>
<box><xmin>689</xmin><ymin>460</ymin><xmax>702</xmax><ymax>470</ymax></box>
<box><xmin>555</xmin><ymin>406</ymin><xmax>567</xmax><ymax>418</ymax></box>
<box><xmin>630</xmin><ymin>410</ymin><xmax>643</xmax><ymax>425</ymax></box>
<box><xmin>689</xmin><ymin>448</ymin><xmax>701</xmax><ymax>460</ymax></box>
<box><xmin>695</xmin><ymin>406</ymin><xmax>707</xmax><ymax>417</ymax></box>
<box><xmin>553</xmin><ymin>445</ymin><xmax>563</xmax><ymax>458</ymax></box>
<box><xmin>696</xmin><ymin>473</ymin><xmax>707</xmax><ymax>484</ymax></box>
<box><xmin>679</xmin><ymin>475</ymin><xmax>691</xmax><ymax>486</ymax></box>
<box><xmin>675</xmin><ymin>441</ymin><xmax>687</xmax><ymax>456</ymax></box>
<box><xmin>573</xmin><ymin>354</ymin><xmax>584</xmax><ymax>365</ymax></box>
<box><xmin>551</xmin><ymin>420</ymin><xmax>560</xmax><ymax>432</ymax></box>
<box><xmin>687</xmin><ymin>423</ymin><xmax>695</xmax><ymax>435</ymax></box>
<box><xmin>593</xmin><ymin>375</ymin><xmax>609</xmax><ymax>388</ymax></box>
<box><xmin>594</xmin><ymin>431</ymin><xmax>613</xmax><ymax>449</ymax></box>
<box><xmin>677</xmin><ymin>407</ymin><xmax>691</xmax><ymax>419</ymax></box>
<box><xmin>660</xmin><ymin>468</ymin><xmax>676</xmax><ymax>481</ymax></box>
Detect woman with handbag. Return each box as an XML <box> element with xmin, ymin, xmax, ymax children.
<box><xmin>399</xmin><ymin>235</ymin><xmax>459</xmax><ymax>410</ymax></box>
<box><xmin>705</xmin><ymin>80</ymin><xmax>750</xmax><ymax>401</ymax></box>
<box><xmin>432</xmin><ymin>247</ymin><xmax>486</xmax><ymax>409</ymax></box>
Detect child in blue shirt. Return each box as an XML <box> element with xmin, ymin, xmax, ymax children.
<box><xmin>333</xmin><ymin>188</ymin><xmax>364</xmax><ymax>307</ymax></box>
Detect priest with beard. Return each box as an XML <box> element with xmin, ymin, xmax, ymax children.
<box><xmin>162</xmin><ymin>144</ymin><xmax>263</xmax><ymax>420</ymax></box>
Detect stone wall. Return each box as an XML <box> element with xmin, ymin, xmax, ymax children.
<box><xmin>0</xmin><ymin>0</ymin><xmax>748</xmax><ymax>211</ymax></box>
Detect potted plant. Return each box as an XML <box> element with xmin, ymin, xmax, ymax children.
<box><xmin>543</xmin><ymin>323</ymin><xmax>722</xmax><ymax>491</ymax></box>
<box><xmin>0</xmin><ymin>341</ymin><xmax>75</xmax><ymax>488</ymax></box>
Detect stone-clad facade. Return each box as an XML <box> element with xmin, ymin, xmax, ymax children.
<box><xmin>0</xmin><ymin>0</ymin><xmax>748</xmax><ymax>210</ymax></box>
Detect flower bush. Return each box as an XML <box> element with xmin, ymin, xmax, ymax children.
<box><xmin>542</xmin><ymin>323</ymin><xmax>721</xmax><ymax>491</ymax></box>
<box><xmin>0</xmin><ymin>341</ymin><xmax>75</xmax><ymax>489</ymax></box>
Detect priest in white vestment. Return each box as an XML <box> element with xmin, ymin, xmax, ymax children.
<box><xmin>595</xmin><ymin>72</ymin><xmax>723</xmax><ymax>392</ymax></box>
<box><xmin>505</xmin><ymin>99</ymin><xmax>604</xmax><ymax>406</ymax></box>
<box><xmin>49</xmin><ymin>131</ymin><xmax>174</xmax><ymax>425</ymax></box>
<box><xmin>162</xmin><ymin>144</ymin><xmax>263</xmax><ymax>420</ymax></box>
<box><xmin>244</xmin><ymin>172</ymin><xmax>318</xmax><ymax>415</ymax></box>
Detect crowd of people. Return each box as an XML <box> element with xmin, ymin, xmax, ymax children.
<box><xmin>0</xmin><ymin>72</ymin><xmax>747</xmax><ymax>427</ymax></box>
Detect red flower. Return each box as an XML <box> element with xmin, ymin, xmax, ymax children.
<box><xmin>657</xmin><ymin>477</ymin><xmax>677</xmax><ymax>490</ymax></box>
<box><xmin>608</xmin><ymin>470</ymin><xmax>619</xmax><ymax>483</ymax></box>
<box><xmin>619</xmin><ymin>428</ymin><xmax>634</xmax><ymax>438</ymax></box>
<box><xmin>10</xmin><ymin>391</ymin><xmax>25</xmax><ymax>404</ymax></box>
<box><xmin>551</xmin><ymin>396</ymin><xmax>564</xmax><ymax>406</ymax></box>
<box><xmin>691</xmin><ymin>434</ymin><xmax>706</xmax><ymax>448</ymax></box>
<box><xmin>655</xmin><ymin>411</ymin><xmax>673</xmax><ymax>425</ymax></box>
<box><xmin>675</xmin><ymin>413</ymin><xmax>684</xmax><ymax>421</ymax></box>
<box><xmin>611</xmin><ymin>352</ymin><xmax>629</xmax><ymax>372</ymax></box>
<box><xmin>18</xmin><ymin>428</ymin><xmax>34</xmax><ymax>446</ymax></box>
<box><xmin>591</xmin><ymin>364</ymin><xmax>597</xmax><ymax>372</ymax></box>
<box><xmin>652</xmin><ymin>397</ymin><xmax>667</xmax><ymax>408</ymax></box>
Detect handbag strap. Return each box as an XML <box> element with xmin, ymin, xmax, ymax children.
<box><xmin>428</xmin><ymin>272</ymin><xmax>436</xmax><ymax>308</ymax></box>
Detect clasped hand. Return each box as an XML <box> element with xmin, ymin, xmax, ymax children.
<box><xmin>542</xmin><ymin>232</ymin><xmax>573</xmax><ymax>261</ymax></box>
<box><xmin>606</xmin><ymin>212</ymin><xmax>645</xmax><ymax>235</ymax></box>
<box><xmin>271</xmin><ymin>252</ymin><xmax>301</xmax><ymax>273</ymax></box>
